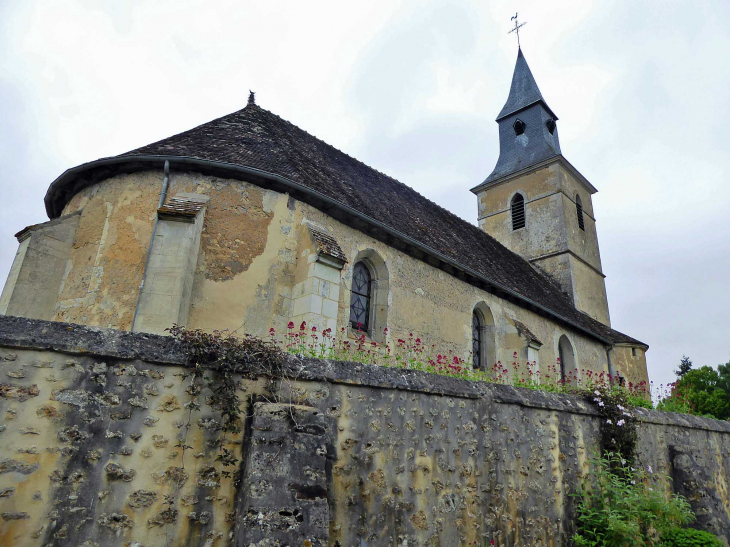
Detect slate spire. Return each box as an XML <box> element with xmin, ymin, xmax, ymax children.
<box><xmin>481</xmin><ymin>49</ymin><xmax>561</xmax><ymax>184</ymax></box>
<box><xmin>496</xmin><ymin>49</ymin><xmax>556</xmax><ymax>122</ymax></box>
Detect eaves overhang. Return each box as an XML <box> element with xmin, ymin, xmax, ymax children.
<box><xmin>44</xmin><ymin>154</ymin><xmax>636</xmax><ymax>348</ymax></box>
<box><xmin>495</xmin><ymin>99</ymin><xmax>558</xmax><ymax>123</ymax></box>
<box><xmin>470</xmin><ymin>154</ymin><xmax>599</xmax><ymax>195</ymax></box>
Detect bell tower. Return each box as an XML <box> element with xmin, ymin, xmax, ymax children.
<box><xmin>471</xmin><ymin>49</ymin><xmax>611</xmax><ymax>326</ymax></box>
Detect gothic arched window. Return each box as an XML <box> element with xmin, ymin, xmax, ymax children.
<box><xmin>576</xmin><ymin>194</ymin><xmax>585</xmax><ymax>231</ymax></box>
<box><xmin>472</xmin><ymin>312</ymin><xmax>482</xmax><ymax>368</ymax></box>
<box><xmin>511</xmin><ymin>193</ymin><xmax>526</xmax><ymax>230</ymax></box>
<box><xmin>349</xmin><ymin>261</ymin><xmax>371</xmax><ymax>331</ymax></box>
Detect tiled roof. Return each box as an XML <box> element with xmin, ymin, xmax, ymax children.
<box><xmin>51</xmin><ymin>102</ymin><xmax>643</xmax><ymax>347</ymax></box>
<box><xmin>513</xmin><ymin>320</ymin><xmax>543</xmax><ymax>347</ymax></box>
<box><xmin>158</xmin><ymin>196</ymin><xmax>207</xmax><ymax>218</ymax></box>
<box><xmin>309</xmin><ymin>227</ymin><xmax>348</xmax><ymax>264</ymax></box>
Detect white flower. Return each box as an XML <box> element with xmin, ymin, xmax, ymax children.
<box><xmin>617</xmin><ymin>419</ymin><xmax>625</xmax><ymax>426</ymax></box>
<box><xmin>594</xmin><ymin>390</ymin><xmax>601</xmax><ymax>396</ymax></box>
<box><xmin>630</xmin><ymin>480</ymin><xmax>636</xmax><ymax>485</ymax></box>
<box><xmin>598</xmin><ymin>402</ymin><xmax>605</xmax><ymax>407</ymax></box>
<box><xmin>606</xmin><ymin>419</ymin><xmax>612</xmax><ymax>425</ymax></box>
<box><xmin>621</xmin><ymin>458</ymin><xmax>627</xmax><ymax>466</ymax></box>
<box><xmin>648</xmin><ymin>465</ymin><xmax>653</xmax><ymax>474</ymax></box>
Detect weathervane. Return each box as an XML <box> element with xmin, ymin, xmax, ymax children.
<box><xmin>508</xmin><ymin>13</ymin><xmax>526</xmax><ymax>48</ymax></box>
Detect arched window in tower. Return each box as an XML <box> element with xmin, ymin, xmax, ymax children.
<box><xmin>558</xmin><ymin>335</ymin><xmax>576</xmax><ymax>383</ymax></box>
<box><xmin>511</xmin><ymin>193</ymin><xmax>526</xmax><ymax>230</ymax></box>
<box><xmin>472</xmin><ymin>312</ymin><xmax>482</xmax><ymax>368</ymax></box>
<box><xmin>349</xmin><ymin>261</ymin><xmax>372</xmax><ymax>331</ymax></box>
<box><xmin>576</xmin><ymin>194</ymin><xmax>585</xmax><ymax>231</ymax></box>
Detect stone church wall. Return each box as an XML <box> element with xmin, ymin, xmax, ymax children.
<box><xmin>0</xmin><ymin>317</ymin><xmax>725</xmax><ymax>546</ymax></box>
<box><xmin>476</xmin><ymin>162</ymin><xmax>611</xmax><ymax>327</ymax></box>
<box><xmin>0</xmin><ymin>168</ymin><xmax>646</xmax><ymax>384</ymax></box>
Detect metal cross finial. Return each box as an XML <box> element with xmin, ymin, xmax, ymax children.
<box><xmin>508</xmin><ymin>12</ymin><xmax>526</xmax><ymax>49</ymax></box>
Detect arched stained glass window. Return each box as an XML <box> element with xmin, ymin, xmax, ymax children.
<box><xmin>472</xmin><ymin>312</ymin><xmax>482</xmax><ymax>368</ymax></box>
<box><xmin>350</xmin><ymin>262</ymin><xmax>371</xmax><ymax>330</ymax></box>
<box><xmin>511</xmin><ymin>193</ymin><xmax>525</xmax><ymax>230</ymax></box>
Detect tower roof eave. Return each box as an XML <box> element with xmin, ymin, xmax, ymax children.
<box><xmin>470</xmin><ymin>155</ymin><xmax>598</xmax><ymax>195</ymax></box>
<box><xmin>495</xmin><ymin>98</ymin><xmax>558</xmax><ymax>123</ymax></box>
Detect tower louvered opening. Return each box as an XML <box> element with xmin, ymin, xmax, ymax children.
<box><xmin>511</xmin><ymin>193</ymin><xmax>526</xmax><ymax>230</ymax></box>
<box><xmin>576</xmin><ymin>195</ymin><xmax>585</xmax><ymax>231</ymax></box>
<box><xmin>513</xmin><ymin>119</ymin><xmax>525</xmax><ymax>136</ymax></box>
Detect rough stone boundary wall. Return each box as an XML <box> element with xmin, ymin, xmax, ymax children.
<box><xmin>0</xmin><ymin>315</ymin><xmax>729</xmax><ymax>546</ymax></box>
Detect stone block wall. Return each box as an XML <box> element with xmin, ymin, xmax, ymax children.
<box><xmin>0</xmin><ymin>316</ymin><xmax>726</xmax><ymax>546</ymax></box>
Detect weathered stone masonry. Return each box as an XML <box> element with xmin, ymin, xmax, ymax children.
<box><xmin>0</xmin><ymin>316</ymin><xmax>727</xmax><ymax>546</ymax></box>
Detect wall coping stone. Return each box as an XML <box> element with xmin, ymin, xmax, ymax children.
<box><xmin>1</xmin><ymin>314</ymin><xmax>728</xmax><ymax>434</ymax></box>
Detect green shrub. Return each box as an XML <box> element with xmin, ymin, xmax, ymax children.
<box><xmin>660</xmin><ymin>527</ymin><xmax>724</xmax><ymax>547</ymax></box>
<box><xmin>572</xmin><ymin>453</ymin><xmax>695</xmax><ymax>546</ymax></box>
<box><xmin>627</xmin><ymin>392</ymin><xmax>654</xmax><ymax>409</ymax></box>
<box><xmin>656</xmin><ymin>396</ymin><xmax>694</xmax><ymax>415</ymax></box>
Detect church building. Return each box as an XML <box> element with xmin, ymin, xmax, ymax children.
<box><xmin>0</xmin><ymin>49</ymin><xmax>649</xmax><ymax>387</ymax></box>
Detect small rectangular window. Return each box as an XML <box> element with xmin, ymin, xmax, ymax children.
<box><xmin>631</xmin><ymin>348</ymin><xmax>637</xmax><ymax>357</ymax></box>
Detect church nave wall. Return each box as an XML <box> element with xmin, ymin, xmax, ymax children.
<box><xmin>5</xmin><ymin>169</ymin><xmax>632</xmax><ymax>382</ymax></box>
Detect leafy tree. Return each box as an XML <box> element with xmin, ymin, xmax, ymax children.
<box><xmin>675</xmin><ymin>355</ymin><xmax>693</xmax><ymax>377</ymax></box>
<box><xmin>662</xmin><ymin>360</ymin><xmax>730</xmax><ymax>420</ymax></box>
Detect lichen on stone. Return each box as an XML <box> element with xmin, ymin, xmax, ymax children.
<box><xmin>97</xmin><ymin>512</ymin><xmax>134</xmax><ymax>531</ymax></box>
<box><xmin>105</xmin><ymin>462</ymin><xmax>136</xmax><ymax>482</ymax></box>
<box><xmin>127</xmin><ymin>489</ymin><xmax>158</xmax><ymax>508</ymax></box>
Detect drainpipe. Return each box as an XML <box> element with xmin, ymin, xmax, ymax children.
<box><xmin>131</xmin><ymin>160</ymin><xmax>170</xmax><ymax>331</ymax></box>
<box><xmin>605</xmin><ymin>344</ymin><xmax>625</xmax><ymax>387</ymax></box>
<box><xmin>605</xmin><ymin>345</ymin><xmax>614</xmax><ymax>377</ymax></box>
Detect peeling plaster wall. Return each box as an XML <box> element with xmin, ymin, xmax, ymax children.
<box><xmin>0</xmin><ymin>317</ymin><xmax>725</xmax><ymax>547</ymax></box>
<box><xmin>0</xmin><ymin>168</ymin><xmax>643</xmax><ymax>382</ymax></box>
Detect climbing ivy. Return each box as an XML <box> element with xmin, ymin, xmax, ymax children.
<box><xmin>168</xmin><ymin>325</ymin><xmax>286</xmax><ymax>477</ymax></box>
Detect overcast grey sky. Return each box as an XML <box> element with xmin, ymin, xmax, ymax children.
<box><xmin>1</xmin><ymin>0</ymin><xmax>728</xmax><ymax>389</ymax></box>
